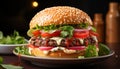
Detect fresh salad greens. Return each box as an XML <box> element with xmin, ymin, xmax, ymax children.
<box><xmin>33</xmin><ymin>23</ymin><xmax>89</xmax><ymax>31</ymax></box>
<box><xmin>79</xmin><ymin>23</ymin><xmax>89</xmax><ymax>29</ymax></box>
<box><xmin>0</xmin><ymin>56</ymin><xmax>23</xmax><ymax>69</ymax></box>
<box><xmin>14</xmin><ymin>46</ymin><xmax>30</xmax><ymax>55</ymax></box>
<box><xmin>98</xmin><ymin>43</ymin><xmax>110</xmax><ymax>56</ymax></box>
<box><xmin>83</xmin><ymin>43</ymin><xmax>111</xmax><ymax>58</ymax></box>
<box><xmin>0</xmin><ymin>30</ymin><xmax>28</xmax><ymax>44</ymax></box>
<box><xmin>78</xmin><ymin>56</ymin><xmax>85</xmax><ymax>59</ymax></box>
<box><xmin>91</xmin><ymin>26</ymin><xmax>97</xmax><ymax>32</ymax></box>
<box><xmin>1</xmin><ymin>64</ymin><xmax>23</xmax><ymax>69</ymax></box>
<box><xmin>27</xmin><ymin>23</ymin><xmax>89</xmax><ymax>37</ymax></box>
<box><xmin>60</xmin><ymin>26</ymin><xmax>74</xmax><ymax>38</ymax></box>
<box><xmin>0</xmin><ymin>56</ymin><xmax>3</xmax><ymax>64</ymax></box>
<box><xmin>0</xmin><ymin>31</ymin><xmax>3</xmax><ymax>39</ymax></box>
<box><xmin>85</xmin><ymin>45</ymin><xmax>98</xmax><ymax>57</ymax></box>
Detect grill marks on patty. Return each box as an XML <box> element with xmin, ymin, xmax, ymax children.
<box><xmin>29</xmin><ymin>36</ymin><xmax>97</xmax><ymax>47</ymax></box>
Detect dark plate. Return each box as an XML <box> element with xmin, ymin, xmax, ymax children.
<box><xmin>0</xmin><ymin>44</ymin><xmax>28</xmax><ymax>54</ymax></box>
<box><xmin>13</xmin><ymin>50</ymin><xmax>114</xmax><ymax>68</ymax></box>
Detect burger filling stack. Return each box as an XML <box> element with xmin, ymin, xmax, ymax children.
<box><xmin>24</xmin><ymin>6</ymin><xmax>107</xmax><ymax>58</ymax></box>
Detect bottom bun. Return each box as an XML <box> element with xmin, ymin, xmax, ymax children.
<box><xmin>30</xmin><ymin>48</ymin><xmax>85</xmax><ymax>58</ymax></box>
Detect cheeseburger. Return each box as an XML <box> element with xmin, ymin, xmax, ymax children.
<box><xmin>27</xmin><ymin>6</ymin><xmax>99</xmax><ymax>58</ymax></box>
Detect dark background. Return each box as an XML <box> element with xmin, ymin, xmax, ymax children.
<box><xmin>0</xmin><ymin>0</ymin><xmax>120</xmax><ymax>39</ymax></box>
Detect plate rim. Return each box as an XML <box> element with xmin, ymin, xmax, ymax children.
<box><xmin>13</xmin><ymin>50</ymin><xmax>115</xmax><ymax>60</ymax></box>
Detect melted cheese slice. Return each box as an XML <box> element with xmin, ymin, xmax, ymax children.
<box><xmin>50</xmin><ymin>37</ymin><xmax>64</xmax><ymax>45</ymax></box>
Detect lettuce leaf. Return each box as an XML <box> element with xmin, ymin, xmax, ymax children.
<box><xmin>98</xmin><ymin>43</ymin><xmax>110</xmax><ymax>56</ymax></box>
<box><xmin>1</xmin><ymin>64</ymin><xmax>23</xmax><ymax>69</ymax></box>
<box><xmin>60</xmin><ymin>26</ymin><xmax>74</xmax><ymax>38</ymax></box>
<box><xmin>85</xmin><ymin>45</ymin><xmax>98</xmax><ymax>57</ymax></box>
<box><xmin>14</xmin><ymin>46</ymin><xmax>30</xmax><ymax>55</ymax></box>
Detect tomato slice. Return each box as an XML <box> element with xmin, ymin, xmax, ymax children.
<box><xmin>73</xmin><ymin>29</ymin><xmax>89</xmax><ymax>38</ymax></box>
<box><xmin>39</xmin><ymin>46</ymin><xmax>53</xmax><ymax>50</ymax></box>
<box><xmin>28</xmin><ymin>44</ymin><xmax>39</xmax><ymax>48</ymax></box>
<box><xmin>32</xmin><ymin>30</ymin><xmax>41</xmax><ymax>37</ymax></box>
<box><xmin>68</xmin><ymin>46</ymin><xmax>85</xmax><ymax>50</ymax></box>
<box><xmin>51</xmin><ymin>30</ymin><xmax>61</xmax><ymax>37</ymax></box>
<box><xmin>41</xmin><ymin>32</ymin><xmax>50</xmax><ymax>37</ymax></box>
<box><xmin>41</xmin><ymin>30</ymin><xmax>61</xmax><ymax>37</ymax></box>
<box><xmin>89</xmin><ymin>30</ymin><xmax>99</xmax><ymax>36</ymax></box>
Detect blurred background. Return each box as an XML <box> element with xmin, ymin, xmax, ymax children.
<box><xmin>0</xmin><ymin>0</ymin><xmax>120</xmax><ymax>40</ymax></box>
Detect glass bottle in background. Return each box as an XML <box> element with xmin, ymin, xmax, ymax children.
<box><xmin>106</xmin><ymin>2</ymin><xmax>120</xmax><ymax>44</ymax></box>
<box><xmin>93</xmin><ymin>13</ymin><xmax>105</xmax><ymax>43</ymax></box>
<box><xmin>119</xmin><ymin>3</ymin><xmax>120</xmax><ymax>13</ymax></box>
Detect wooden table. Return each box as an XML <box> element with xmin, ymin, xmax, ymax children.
<box><xmin>1</xmin><ymin>43</ymin><xmax>120</xmax><ymax>69</ymax></box>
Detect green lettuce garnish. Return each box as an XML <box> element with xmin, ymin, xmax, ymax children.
<box><xmin>91</xmin><ymin>26</ymin><xmax>97</xmax><ymax>32</ymax></box>
<box><xmin>98</xmin><ymin>43</ymin><xmax>110</xmax><ymax>56</ymax></box>
<box><xmin>1</xmin><ymin>64</ymin><xmax>23</xmax><ymax>69</ymax></box>
<box><xmin>0</xmin><ymin>30</ymin><xmax>27</xmax><ymax>44</ymax></box>
<box><xmin>14</xmin><ymin>46</ymin><xmax>30</xmax><ymax>55</ymax></box>
<box><xmin>79</xmin><ymin>23</ymin><xmax>88</xmax><ymax>29</ymax></box>
<box><xmin>85</xmin><ymin>45</ymin><xmax>98</xmax><ymax>57</ymax></box>
<box><xmin>27</xmin><ymin>23</ymin><xmax>89</xmax><ymax>37</ymax></box>
<box><xmin>60</xmin><ymin>26</ymin><xmax>74</xmax><ymax>38</ymax></box>
<box><xmin>0</xmin><ymin>57</ymin><xmax>3</xmax><ymax>64</ymax></box>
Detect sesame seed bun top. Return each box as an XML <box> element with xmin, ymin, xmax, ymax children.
<box><xmin>29</xmin><ymin>6</ymin><xmax>93</xmax><ymax>29</ymax></box>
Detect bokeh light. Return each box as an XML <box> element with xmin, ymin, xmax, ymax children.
<box><xmin>32</xmin><ymin>1</ymin><xmax>38</xmax><ymax>8</ymax></box>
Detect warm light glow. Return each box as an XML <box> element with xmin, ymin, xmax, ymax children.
<box><xmin>32</xmin><ymin>1</ymin><xmax>38</xmax><ymax>7</ymax></box>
